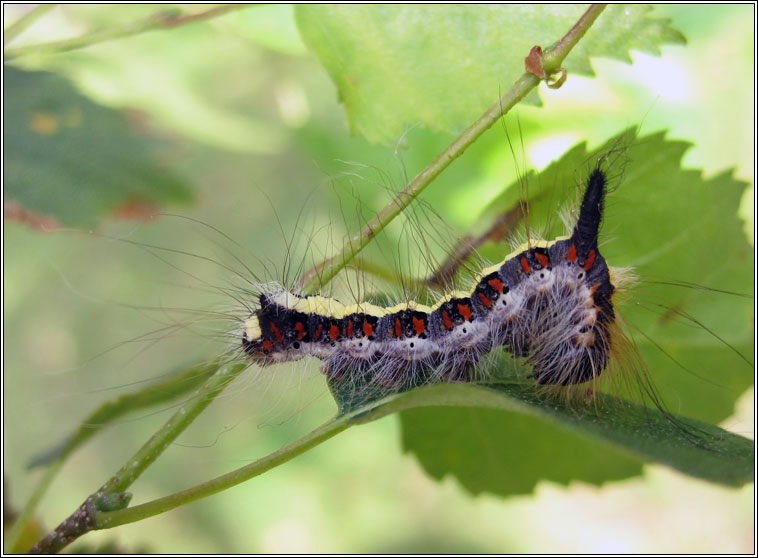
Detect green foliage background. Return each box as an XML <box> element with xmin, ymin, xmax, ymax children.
<box><xmin>3</xmin><ymin>4</ymin><xmax>754</xmax><ymax>553</ymax></box>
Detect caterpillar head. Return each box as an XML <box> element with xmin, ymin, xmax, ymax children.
<box><xmin>241</xmin><ymin>293</ymin><xmax>311</xmax><ymax>365</ymax></box>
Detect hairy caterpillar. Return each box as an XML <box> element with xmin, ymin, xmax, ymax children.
<box><xmin>242</xmin><ymin>166</ymin><xmax>615</xmax><ymax>390</ymax></box>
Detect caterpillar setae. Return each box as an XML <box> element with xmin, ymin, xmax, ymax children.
<box><xmin>242</xmin><ymin>166</ymin><xmax>616</xmax><ymax>390</ymax></box>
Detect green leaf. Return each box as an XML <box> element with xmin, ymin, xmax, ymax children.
<box><xmin>294</xmin><ymin>5</ymin><xmax>685</xmax><ymax>143</ymax></box>
<box><xmin>3</xmin><ymin>66</ymin><xmax>192</xmax><ymax>227</ymax></box>
<box><xmin>348</xmin><ymin>380</ymin><xmax>754</xmax><ymax>489</ymax></box>
<box><xmin>400</xmin><ymin>405</ymin><xmax>643</xmax><ymax>496</ymax></box>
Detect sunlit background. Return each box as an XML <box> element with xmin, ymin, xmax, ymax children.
<box><xmin>4</xmin><ymin>4</ymin><xmax>754</xmax><ymax>553</ymax></box>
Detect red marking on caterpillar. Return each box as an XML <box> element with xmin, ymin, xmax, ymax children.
<box><xmin>488</xmin><ymin>277</ymin><xmax>505</xmax><ymax>293</ymax></box>
<box><xmin>294</xmin><ymin>322</ymin><xmax>307</xmax><ymax>340</ymax></box>
<box><xmin>535</xmin><ymin>252</ymin><xmax>549</xmax><ymax>269</ymax></box>
<box><xmin>242</xmin><ymin>163</ymin><xmax>615</xmax><ymax>388</ymax></box>
<box><xmin>363</xmin><ymin>320</ymin><xmax>375</xmax><ymax>339</ymax></box>
<box><xmin>442</xmin><ymin>311</ymin><xmax>453</xmax><ymax>330</ymax></box>
<box><xmin>520</xmin><ymin>256</ymin><xmax>532</xmax><ymax>274</ymax></box>
<box><xmin>394</xmin><ymin>318</ymin><xmax>403</xmax><ymax>339</ymax></box>
<box><xmin>583</xmin><ymin>249</ymin><xmax>596</xmax><ymax>271</ymax></box>
<box><xmin>269</xmin><ymin>322</ymin><xmax>284</xmax><ymax>343</ymax></box>
<box><xmin>412</xmin><ymin>316</ymin><xmax>426</xmax><ymax>337</ymax></box>
<box><xmin>329</xmin><ymin>324</ymin><xmax>340</xmax><ymax>341</ymax></box>
<box><xmin>457</xmin><ymin>303</ymin><xmax>473</xmax><ymax>322</ymax></box>
<box><xmin>478</xmin><ymin>292</ymin><xmax>492</xmax><ymax>308</ymax></box>
<box><xmin>567</xmin><ymin>244</ymin><xmax>577</xmax><ymax>263</ymax></box>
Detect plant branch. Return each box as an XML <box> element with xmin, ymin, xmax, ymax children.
<box><xmin>3</xmin><ymin>5</ymin><xmax>251</xmax><ymax>60</ymax></box>
<box><xmin>53</xmin><ymin>382</ymin><xmax>471</xmax><ymax>533</ymax></box>
<box><xmin>3</xmin><ymin>4</ymin><xmax>56</xmax><ymax>45</ymax></box>
<box><xmin>5</xmin><ymin>363</ymin><xmax>217</xmax><ymax>552</ymax></box>
<box><xmin>29</xmin><ymin>361</ymin><xmax>247</xmax><ymax>554</ymax></box>
<box><xmin>297</xmin><ymin>4</ymin><xmax>607</xmax><ymax>294</ymax></box>
<box><xmin>92</xmin><ymin>418</ymin><xmax>350</xmax><ymax>530</ymax></box>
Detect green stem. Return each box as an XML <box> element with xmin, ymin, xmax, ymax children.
<box><xmin>66</xmin><ymin>382</ymin><xmax>444</xmax><ymax>533</ymax></box>
<box><xmin>93</xmin><ymin>418</ymin><xmax>350</xmax><ymax>529</ymax></box>
<box><xmin>4</xmin><ymin>5</ymin><xmax>250</xmax><ymax>60</ymax></box>
<box><xmin>29</xmin><ymin>362</ymin><xmax>247</xmax><ymax>554</ymax></box>
<box><xmin>6</xmin><ymin>362</ymin><xmax>218</xmax><ymax>552</ymax></box>
<box><xmin>3</xmin><ymin>4</ymin><xmax>56</xmax><ymax>45</ymax></box>
<box><xmin>93</xmin><ymin>365</ymin><xmax>248</xmax><ymax>497</ymax></box>
<box><xmin>297</xmin><ymin>4</ymin><xmax>606</xmax><ymax>294</ymax></box>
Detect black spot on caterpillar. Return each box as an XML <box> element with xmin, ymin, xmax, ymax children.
<box><xmin>242</xmin><ymin>165</ymin><xmax>615</xmax><ymax>389</ymax></box>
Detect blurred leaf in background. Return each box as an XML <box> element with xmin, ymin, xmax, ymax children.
<box><xmin>4</xmin><ymin>66</ymin><xmax>192</xmax><ymax>227</ymax></box>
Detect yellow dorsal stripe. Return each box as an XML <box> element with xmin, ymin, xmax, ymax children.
<box><xmin>243</xmin><ymin>237</ymin><xmax>566</xmax><ymax>338</ymax></box>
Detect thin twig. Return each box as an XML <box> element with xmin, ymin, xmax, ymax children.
<box><xmin>29</xmin><ymin>361</ymin><xmax>246</xmax><ymax>554</ymax></box>
<box><xmin>4</xmin><ymin>5</ymin><xmax>251</xmax><ymax>60</ymax></box>
<box><xmin>3</xmin><ymin>4</ymin><xmax>56</xmax><ymax>45</ymax></box>
<box><xmin>92</xmin><ymin>418</ymin><xmax>351</xmax><ymax>530</ymax></box>
<box><xmin>5</xmin><ymin>363</ymin><xmax>217</xmax><ymax>552</ymax></box>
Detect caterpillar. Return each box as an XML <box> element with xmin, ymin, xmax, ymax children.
<box><xmin>242</xmin><ymin>163</ymin><xmax>616</xmax><ymax>392</ymax></box>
